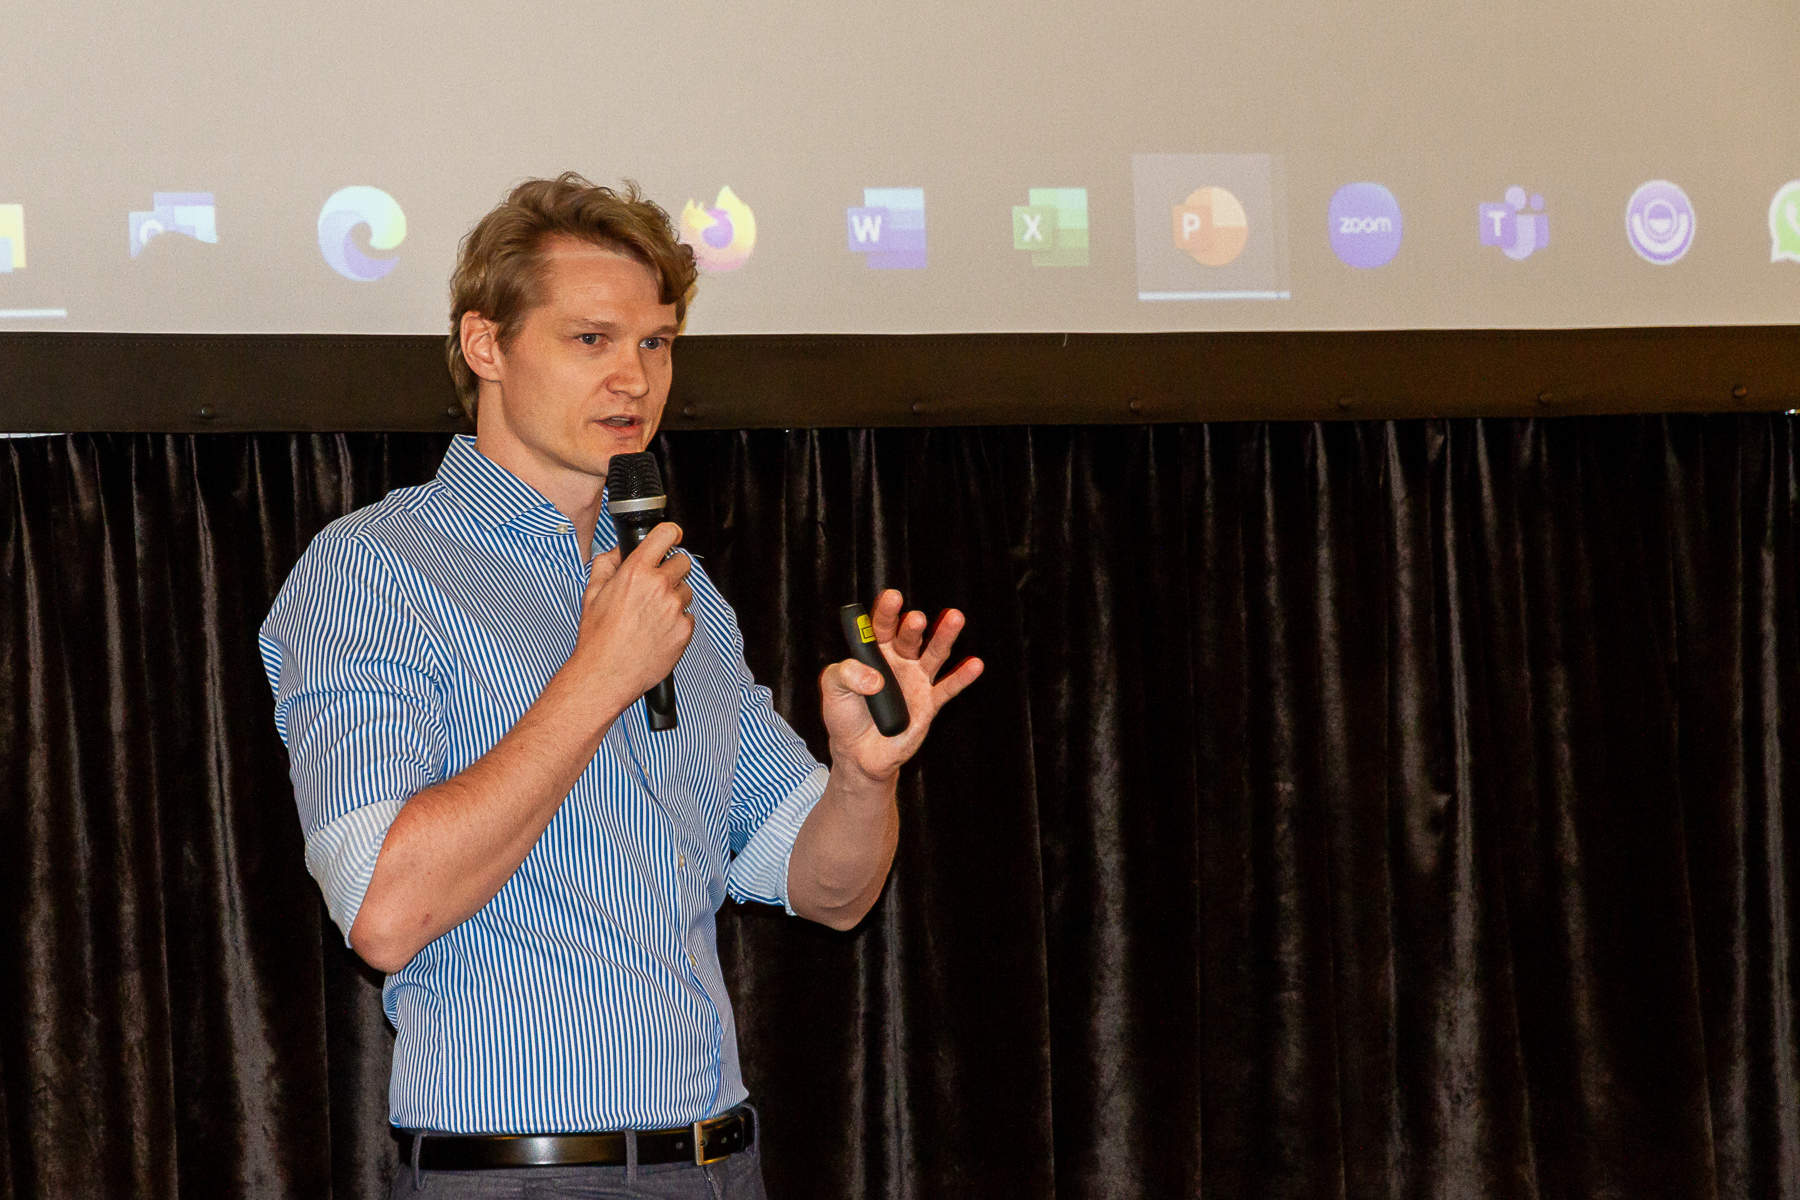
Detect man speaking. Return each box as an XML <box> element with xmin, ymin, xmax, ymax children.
<box><xmin>258</xmin><ymin>173</ymin><xmax>981</xmax><ymax>1197</ymax></box>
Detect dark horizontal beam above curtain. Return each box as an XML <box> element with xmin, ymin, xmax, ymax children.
<box><xmin>1</xmin><ymin>326</ymin><xmax>1797</xmax><ymax>431</ymax></box>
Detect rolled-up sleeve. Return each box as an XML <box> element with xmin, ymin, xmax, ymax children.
<box><xmin>259</xmin><ymin>531</ymin><xmax>447</xmax><ymax>943</ymax></box>
<box><xmin>726</xmin><ymin>763</ymin><xmax>829</xmax><ymax>914</ymax></box>
<box><xmin>717</xmin><ymin>615</ymin><xmax>828</xmax><ymax>914</ymax></box>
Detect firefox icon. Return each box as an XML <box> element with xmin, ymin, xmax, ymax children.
<box><xmin>679</xmin><ymin>186</ymin><xmax>756</xmax><ymax>272</ymax></box>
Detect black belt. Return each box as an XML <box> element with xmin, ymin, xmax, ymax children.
<box><xmin>401</xmin><ymin>1105</ymin><xmax>754</xmax><ymax>1169</ymax></box>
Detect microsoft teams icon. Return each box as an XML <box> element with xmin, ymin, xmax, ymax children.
<box><xmin>846</xmin><ymin>188</ymin><xmax>926</xmax><ymax>269</ymax></box>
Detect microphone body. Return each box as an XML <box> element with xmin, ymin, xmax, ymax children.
<box><xmin>606</xmin><ymin>453</ymin><xmax>679</xmax><ymax>731</ymax></box>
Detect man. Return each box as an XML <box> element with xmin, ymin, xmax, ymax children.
<box><xmin>259</xmin><ymin>173</ymin><xmax>981</xmax><ymax>1197</ymax></box>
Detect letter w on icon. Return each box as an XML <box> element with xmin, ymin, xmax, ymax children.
<box><xmin>848</xmin><ymin>209</ymin><xmax>886</xmax><ymax>245</ymax></box>
<box><xmin>848</xmin><ymin>191</ymin><xmax>927</xmax><ymax>269</ymax></box>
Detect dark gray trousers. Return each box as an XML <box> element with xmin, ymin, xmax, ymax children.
<box><xmin>389</xmin><ymin>1133</ymin><xmax>769</xmax><ymax>1199</ymax></box>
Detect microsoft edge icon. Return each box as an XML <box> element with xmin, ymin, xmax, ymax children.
<box><xmin>318</xmin><ymin>187</ymin><xmax>406</xmax><ymax>281</ymax></box>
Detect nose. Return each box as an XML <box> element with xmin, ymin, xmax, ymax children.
<box><xmin>609</xmin><ymin>346</ymin><xmax>650</xmax><ymax>399</ymax></box>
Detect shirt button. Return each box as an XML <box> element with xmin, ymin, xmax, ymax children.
<box><xmin>557</xmin><ymin>523</ymin><xmax>572</xmax><ymax>534</ymax></box>
<box><xmin>678</xmin><ymin>853</ymin><xmax>686</xmax><ymax>868</ymax></box>
<box><xmin>687</xmin><ymin>950</ymin><xmax>698</xmax><ymax>967</ymax></box>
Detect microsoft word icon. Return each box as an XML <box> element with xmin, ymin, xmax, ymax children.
<box><xmin>846</xmin><ymin>188</ymin><xmax>926</xmax><ymax>269</ymax></box>
<box><xmin>1013</xmin><ymin>188</ymin><xmax>1088</xmax><ymax>266</ymax></box>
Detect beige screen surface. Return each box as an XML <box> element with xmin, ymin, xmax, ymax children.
<box><xmin>2</xmin><ymin>0</ymin><xmax>1796</xmax><ymax>334</ymax></box>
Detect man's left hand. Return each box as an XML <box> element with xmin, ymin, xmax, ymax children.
<box><xmin>819</xmin><ymin>589</ymin><xmax>984</xmax><ymax>781</ymax></box>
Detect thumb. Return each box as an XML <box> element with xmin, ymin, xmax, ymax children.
<box><xmin>823</xmin><ymin>659</ymin><xmax>886</xmax><ymax>699</ymax></box>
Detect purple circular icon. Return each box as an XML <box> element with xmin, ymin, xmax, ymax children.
<box><xmin>1329</xmin><ymin>183</ymin><xmax>1403</xmax><ymax>269</ymax></box>
<box><xmin>1626</xmin><ymin>180</ymin><xmax>1695</xmax><ymax>265</ymax></box>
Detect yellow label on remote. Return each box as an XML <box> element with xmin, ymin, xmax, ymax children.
<box><xmin>856</xmin><ymin>614</ymin><xmax>876</xmax><ymax>643</ymax></box>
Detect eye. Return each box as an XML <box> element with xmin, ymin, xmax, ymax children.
<box><xmin>641</xmin><ymin>336</ymin><xmax>667</xmax><ymax>351</ymax></box>
<box><xmin>578</xmin><ymin>333</ymin><xmax>602</xmax><ymax>346</ymax></box>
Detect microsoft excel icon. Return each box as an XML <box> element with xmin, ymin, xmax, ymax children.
<box><xmin>1013</xmin><ymin>188</ymin><xmax>1089</xmax><ymax>267</ymax></box>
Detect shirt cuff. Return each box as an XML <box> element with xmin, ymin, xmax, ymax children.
<box><xmin>726</xmin><ymin>765</ymin><xmax>830</xmax><ymax>915</ymax></box>
<box><xmin>303</xmin><ymin>797</ymin><xmax>406</xmax><ymax>945</ymax></box>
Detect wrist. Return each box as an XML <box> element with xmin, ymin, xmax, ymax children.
<box><xmin>546</xmin><ymin>655</ymin><xmax>635</xmax><ymax>737</ymax></box>
<box><xmin>828</xmin><ymin>751</ymin><xmax>899</xmax><ymax>800</ymax></box>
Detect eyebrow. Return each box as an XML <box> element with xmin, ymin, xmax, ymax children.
<box><xmin>567</xmin><ymin>319</ymin><xmax>679</xmax><ymax>338</ymax></box>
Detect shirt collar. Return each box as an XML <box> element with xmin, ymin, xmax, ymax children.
<box><xmin>436</xmin><ymin>434</ymin><xmax>598</xmax><ymax>541</ymax></box>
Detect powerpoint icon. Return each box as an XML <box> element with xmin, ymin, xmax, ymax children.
<box><xmin>1172</xmin><ymin>187</ymin><xmax>1249</xmax><ymax>267</ymax></box>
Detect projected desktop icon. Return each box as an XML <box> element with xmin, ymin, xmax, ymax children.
<box><xmin>318</xmin><ymin>186</ymin><xmax>406</xmax><ymax>281</ymax></box>
<box><xmin>846</xmin><ymin>188</ymin><xmax>926</xmax><ymax>269</ymax></box>
<box><xmin>1770</xmin><ymin>182</ymin><xmax>1800</xmax><ymax>264</ymax></box>
<box><xmin>1013</xmin><ymin>188</ymin><xmax>1088</xmax><ymax>267</ymax></box>
<box><xmin>1132</xmin><ymin>155</ymin><xmax>1287</xmax><ymax>301</ymax></box>
<box><xmin>680</xmin><ymin>186</ymin><xmax>756</xmax><ymax>273</ymax></box>
<box><xmin>1329</xmin><ymin>183</ymin><xmax>1402</xmax><ymax>268</ymax></box>
<box><xmin>0</xmin><ymin>206</ymin><xmax>22</xmax><ymax>272</ymax></box>
<box><xmin>1625</xmin><ymin>181</ymin><xmax>1694</xmax><ymax>265</ymax></box>
<box><xmin>1172</xmin><ymin>187</ymin><xmax>1249</xmax><ymax>266</ymax></box>
<box><xmin>129</xmin><ymin>193</ymin><xmax>217</xmax><ymax>258</ymax></box>
<box><xmin>0</xmin><ymin>206</ymin><xmax>65</xmax><ymax>318</ymax></box>
<box><xmin>1479</xmin><ymin>188</ymin><xmax>1548</xmax><ymax>260</ymax></box>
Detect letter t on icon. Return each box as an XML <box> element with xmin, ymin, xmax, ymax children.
<box><xmin>1479</xmin><ymin>202</ymin><xmax>1513</xmax><ymax>247</ymax></box>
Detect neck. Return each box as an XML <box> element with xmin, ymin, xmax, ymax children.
<box><xmin>473</xmin><ymin>418</ymin><xmax>607</xmax><ymax>559</ymax></box>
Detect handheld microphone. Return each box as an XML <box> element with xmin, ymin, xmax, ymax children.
<box><xmin>838</xmin><ymin>603</ymin><xmax>910</xmax><ymax>737</ymax></box>
<box><xmin>606</xmin><ymin>451</ymin><xmax>678</xmax><ymax>731</ymax></box>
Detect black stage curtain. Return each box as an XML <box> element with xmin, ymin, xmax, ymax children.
<box><xmin>4</xmin><ymin>420</ymin><xmax>1799</xmax><ymax>1200</ymax></box>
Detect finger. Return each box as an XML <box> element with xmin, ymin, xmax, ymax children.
<box><xmin>625</xmin><ymin>522</ymin><xmax>683</xmax><ymax>568</ymax></box>
<box><xmin>675</xmin><ymin>582</ymin><xmax>694</xmax><ymax>613</ymax></box>
<box><xmin>822</xmin><ymin>659</ymin><xmax>886</xmax><ymax>698</ymax></box>
<box><xmin>918</xmin><ymin>609</ymin><xmax>965</xmax><ymax>677</ymax></box>
<box><xmin>870</xmin><ymin>588</ymin><xmax>904</xmax><ymax>642</ymax></box>
<box><xmin>891</xmin><ymin>608</ymin><xmax>929</xmax><ymax>661</ymax></box>
<box><xmin>929</xmin><ymin>656</ymin><xmax>984</xmax><ymax>707</ymax></box>
<box><xmin>658</xmin><ymin>548</ymin><xmax>694</xmax><ymax>583</ymax></box>
<box><xmin>587</xmin><ymin>548</ymin><xmax>623</xmax><ymax>591</ymax></box>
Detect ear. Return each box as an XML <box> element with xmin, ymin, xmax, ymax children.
<box><xmin>460</xmin><ymin>311</ymin><xmax>504</xmax><ymax>385</ymax></box>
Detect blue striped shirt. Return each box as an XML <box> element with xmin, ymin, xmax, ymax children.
<box><xmin>258</xmin><ymin>435</ymin><xmax>827</xmax><ymax>1134</ymax></box>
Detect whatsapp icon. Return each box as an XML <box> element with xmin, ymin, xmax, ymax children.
<box><xmin>1771</xmin><ymin>181</ymin><xmax>1800</xmax><ymax>263</ymax></box>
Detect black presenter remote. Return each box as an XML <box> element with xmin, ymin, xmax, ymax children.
<box><xmin>838</xmin><ymin>603</ymin><xmax>910</xmax><ymax>737</ymax></box>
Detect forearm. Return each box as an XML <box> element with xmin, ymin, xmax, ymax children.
<box><xmin>786</xmin><ymin>763</ymin><xmax>901</xmax><ymax>931</ymax></box>
<box><xmin>350</xmin><ymin>666</ymin><xmax>630</xmax><ymax>971</ymax></box>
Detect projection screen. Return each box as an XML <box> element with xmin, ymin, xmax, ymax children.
<box><xmin>3</xmin><ymin>0</ymin><xmax>1796</xmax><ymax>336</ymax></box>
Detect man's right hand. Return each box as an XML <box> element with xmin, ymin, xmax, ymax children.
<box><xmin>567</xmin><ymin>521</ymin><xmax>695</xmax><ymax>722</ymax></box>
<box><xmin>350</xmin><ymin>520</ymin><xmax>696</xmax><ymax>974</ymax></box>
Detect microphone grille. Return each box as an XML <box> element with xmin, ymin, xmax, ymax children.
<box><xmin>605</xmin><ymin>451</ymin><xmax>665</xmax><ymax>501</ymax></box>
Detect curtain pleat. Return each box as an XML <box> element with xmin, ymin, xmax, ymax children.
<box><xmin>2</xmin><ymin>419</ymin><xmax>1797</xmax><ymax>1200</ymax></box>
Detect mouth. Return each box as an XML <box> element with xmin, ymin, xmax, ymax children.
<box><xmin>599</xmin><ymin>414</ymin><xmax>641</xmax><ymax>431</ymax></box>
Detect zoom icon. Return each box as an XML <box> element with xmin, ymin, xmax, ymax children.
<box><xmin>1328</xmin><ymin>182</ymin><xmax>1403</xmax><ymax>268</ymax></box>
<box><xmin>1626</xmin><ymin>181</ymin><xmax>1694</xmax><ymax>265</ymax></box>
<box><xmin>318</xmin><ymin>186</ymin><xmax>406</xmax><ymax>281</ymax></box>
